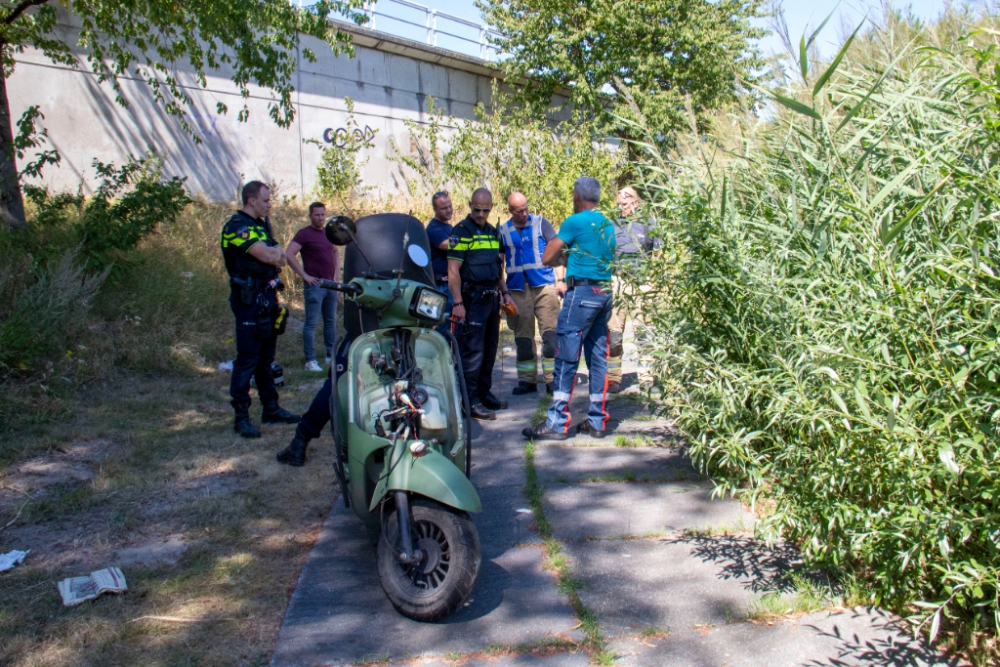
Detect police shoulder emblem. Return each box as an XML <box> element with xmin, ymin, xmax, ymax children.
<box><xmin>448</xmin><ymin>235</ymin><xmax>460</xmax><ymax>249</ymax></box>
<box><xmin>237</xmin><ymin>226</ymin><xmax>250</xmax><ymax>239</ymax></box>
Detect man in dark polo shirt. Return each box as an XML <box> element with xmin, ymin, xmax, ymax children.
<box><xmin>425</xmin><ymin>191</ymin><xmax>454</xmax><ymax>333</ymax></box>
<box><xmin>286</xmin><ymin>202</ymin><xmax>340</xmax><ymax>371</ymax></box>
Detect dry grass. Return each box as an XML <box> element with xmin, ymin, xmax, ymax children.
<box><xmin>0</xmin><ymin>193</ymin><xmax>495</xmax><ymax>666</ymax></box>
<box><xmin>0</xmin><ymin>322</ymin><xmax>339</xmax><ymax>667</ymax></box>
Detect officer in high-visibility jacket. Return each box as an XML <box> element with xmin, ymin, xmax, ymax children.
<box><xmin>499</xmin><ymin>192</ymin><xmax>565</xmax><ymax>395</ymax></box>
<box><xmin>220</xmin><ymin>181</ymin><xmax>301</xmax><ymax>438</ymax></box>
<box><xmin>447</xmin><ymin>188</ymin><xmax>515</xmax><ymax>421</ymax></box>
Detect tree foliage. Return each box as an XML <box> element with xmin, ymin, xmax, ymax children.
<box><xmin>479</xmin><ymin>0</ymin><xmax>765</xmax><ymax>142</ymax></box>
<box><xmin>0</xmin><ymin>0</ymin><xmax>367</xmax><ymax>227</ymax></box>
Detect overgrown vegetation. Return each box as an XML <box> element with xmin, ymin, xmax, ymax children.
<box><xmin>392</xmin><ymin>89</ymin><xmax>624</xmax><ymax>221</ymax></box>
<box><xmin>634</xmin><ymin>8</ymin><xmax>1000</xmax><ymax>661</ymax></box>
<box><xmin>310</xmin><ymin>97</ymin><xmax>378</xmax><ymax>207</ymax></box>
<box><xmin>0</xmin><ymin>178</ymin><xmax>311</xmax><ymax>433</ymax></box>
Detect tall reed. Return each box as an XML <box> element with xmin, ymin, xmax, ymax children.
<box><xmin>632</xmin><ymin>29</ymin><xmax>1000</xmax><ymax>649</ymax></box>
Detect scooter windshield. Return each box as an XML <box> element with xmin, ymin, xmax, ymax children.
<box><xmin>343</xmin><ymin>213</ymin><xmax>436</xmax><ymax>339</ymax></box>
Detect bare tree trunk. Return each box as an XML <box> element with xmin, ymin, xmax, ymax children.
<box><xmin>0</xmin><ymin>68</ymin><xmax>26</xmax><ymax>229</ymax></box>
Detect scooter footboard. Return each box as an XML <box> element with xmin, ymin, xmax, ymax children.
<box><xmin>369</xmin><ymin>449</ymin><xmax>482</xmax><ymax>514</ymax></box>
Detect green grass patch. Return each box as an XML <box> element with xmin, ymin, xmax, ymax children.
<box><xmin>612</xmin><ymin>434</ymin><xmax>655</xmax><ymax>448</ymax></box>
<box><xmin>747</xmin><ymin>573</ymin><xmax>843</xmax><ymax>621</ymax></box>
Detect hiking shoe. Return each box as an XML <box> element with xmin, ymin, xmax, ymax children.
<box><xmin>479</xmin><ymin>392</ymin><xmax>508</xmax><ymax>410</ymax></box>
<box><xmin>305</xmin><ymin>360</ymin><xmax>323</xmax><ymax>372</ymax></box>
<box><xmin>607</xmin><ymin>382</ymin><xmax>621</xmax><ymax>395</ymax></box>
<box><xmin>469</xmin><ymin>401</ymin><xmax>496</xmax><ymax>421</ymax></box>
<box><xmin>522</xmin><ymin>422</ymin><xmax>569</xmax><ymax>441</ymax></box>
<box><xmin>262</xmin><ymin>405</ymin><xmax>301</xmax><ymax>424</ymax></box>
<box><xmin>234</xmin><ymin>416</ymin><xmax>262</xmax><ymax>439</ymax></box>
<box><xmin>512</xmin><ymin>382</ymin><xmax>538</xmax><ymax>395</ymax></box>
<box><xmin>576</xmin><ymin>421</ymin><xmax>607</xmax><ymax>439</ymax></box>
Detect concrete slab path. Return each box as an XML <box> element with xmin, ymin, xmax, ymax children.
<box><xmin>272</xmin><ymin>353</ymin><xmax>956</xmax><ymax>666</ymax></box>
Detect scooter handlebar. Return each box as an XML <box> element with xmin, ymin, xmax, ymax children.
<box><xmin>318</xmin><ymin>279</ymin><xmax>363</xmax><ymax>296</ymax></box>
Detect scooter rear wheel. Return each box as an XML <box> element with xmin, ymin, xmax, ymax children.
<box><xmin>377</xmin><ymin>498</ymin><xmax>481</xmax><ymax>621</ymax></box>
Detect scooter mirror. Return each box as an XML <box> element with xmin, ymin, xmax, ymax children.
<box><xmin>325</xmin><ymin>215</ymin><xmax>357</xmax><ymax>246</ymax></box>
<box><xmin>406</xmin><ymin>244</ymin><xmax>429</xmax><ymax>268</ymax></box>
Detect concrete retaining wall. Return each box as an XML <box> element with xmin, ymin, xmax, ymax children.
<box><xmin>9</xmin><ymin>15</ymin><xmax>566</xmax><ymax>203</ymax></box>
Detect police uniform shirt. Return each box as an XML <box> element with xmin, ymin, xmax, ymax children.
<box><xmin>220</xmin><ymin>211</ymin><xmax>277</xmax><ymax>279</ymax></box>
<box><xmin>447</xmin><ymin>215</ymin><xmax>502</xmax><ymax>286</ymax></box>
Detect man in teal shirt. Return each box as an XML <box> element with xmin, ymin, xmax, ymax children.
<box><xmin>523</xmin><ymin>177</ymin><xmax>616</xmax><ymax>440</ymax></box>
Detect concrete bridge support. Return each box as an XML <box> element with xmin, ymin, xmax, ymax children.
<box><xmin>9</xmin><ymin>16</ymin><xmax>563</xmax><ymax>203</ymax></box>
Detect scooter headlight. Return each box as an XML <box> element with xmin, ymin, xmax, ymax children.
<box><xmin>410</xmin><ymin>287</ymin><xmax>448</xmax><ymax>322</ymax></box>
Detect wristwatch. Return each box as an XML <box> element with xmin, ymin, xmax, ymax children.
<box><xmin>453</xmin><ymin>302</ymin><xmax>463</xmax><ymax>307</ymax></box>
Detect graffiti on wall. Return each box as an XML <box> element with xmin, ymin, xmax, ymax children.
<box><xmin>322</xmin><ymin>125</ymin><xmax>377</xmax><ymax>149</ymax></box>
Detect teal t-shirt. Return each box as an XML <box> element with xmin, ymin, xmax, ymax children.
<box><xmin>557</xmin><ymin>208</ymin><xmax>616</xmax><ymax>281</ymax></box>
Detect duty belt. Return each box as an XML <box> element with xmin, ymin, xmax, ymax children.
<box><xmin>231</xmin><ymin>275</ymin><xmax>281</xmax><ymax>292</ymax></box>
<box><xmin>566</xmin><ymin>277</ymin><xmax>609</xmax><ymax>289</ymax></box>
<box><xmin>464</xmin><ymin>283</ymin><xmax>499</xmax><ymax>296</ymax></box>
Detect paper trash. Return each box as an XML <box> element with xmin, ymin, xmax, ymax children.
<box><xmin>58</xmin><ymin>567</ymin><xmax>127</xmax><ymax>606</ymax></box>
<box><xmin>0</xmin><ymin>550</ymin><xmax>28</xmax><ymax>572</ymax></box>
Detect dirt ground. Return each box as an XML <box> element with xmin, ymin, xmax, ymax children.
<box><xmin>0</xmin><ymin>330</ymin><xmax>340</xmax><ymax>667</ymax></box>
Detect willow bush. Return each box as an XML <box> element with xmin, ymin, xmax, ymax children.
<box><xmin>634</xmin><ymin>35</ymin><xmax>1000</xmax><ymax>645</ymax></box>
<box><xmin>391</xmin><ymin>86</ymin><xmax>624</xmax><ymax>221</ymax></box>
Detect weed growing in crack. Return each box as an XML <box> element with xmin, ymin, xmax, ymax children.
<box><xmin>524</xmin><ymin>440</ymin><xmax>614</xmax><ymax>663</ymax></box>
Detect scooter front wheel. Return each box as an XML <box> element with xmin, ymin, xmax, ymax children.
<box><xmin>377</xmin><ymin>498</ymin><xmax>481</xmax><ymax>621</ymax></box>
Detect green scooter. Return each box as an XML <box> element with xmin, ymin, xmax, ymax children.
<box><xmin>319</xmin><ymin>213</ymin><xmax>480</xmax><ymax>622</ymax></box>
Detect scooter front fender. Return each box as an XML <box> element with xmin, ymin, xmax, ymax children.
<box><xmin>369</xmin><ymin>449</ymin><xmax>482</xmax><ymax>514</ymax></box>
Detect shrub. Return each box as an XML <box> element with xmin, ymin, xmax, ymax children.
<box><xmin>391</xmin><ymin>86</ymin><xmax>625</xmax><ymax>222</ymax></box>
<box><xmin>633</xmin><ymin>28</ymin><xmax>1000</xmax><ymax>649</ymax></box>
<box><xmin>77</xmin><ymin>152</ymin><xmax>191</xmax><ymax>268</ymax></box>
<box><xmin>310</xmin><ymin>97</ymin><xmax>378</xmax><ymax>207</ymax></box>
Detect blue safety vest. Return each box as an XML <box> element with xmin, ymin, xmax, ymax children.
<box><xmin>500</xmin><ymin>215</ymin><xmax>556</xmax><ymax>291</ymax></box>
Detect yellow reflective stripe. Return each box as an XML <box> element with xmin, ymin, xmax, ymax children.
<box><xmin>467</xmin><ymin>238</ymin><xmax>500</xmax><ymax>251</ymax></box>
<box><xmin>221</xmin><ymin>225</ymin><xmax>265</xmax><ymax>249</ymax></box>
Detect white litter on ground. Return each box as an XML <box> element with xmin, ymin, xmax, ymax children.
<box><xmin>0</xmin><ymin>550</ymin><xmax>28</xmax><ymax>571</ymax></box>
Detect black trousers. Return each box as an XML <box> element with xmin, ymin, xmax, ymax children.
<box><xmin>457</xmin><ymin>288</ymin><xmax>500</xmax><ymax>401</ymax></box>
<box><xmin>299</xmin><ymin>375</ymin><xmax>332</xmax><ymax>441</ymax></box>
<box><xmin>229</xmin><ymin>291</ymin><xmax>279</xmax><ymax>414</ymax></box>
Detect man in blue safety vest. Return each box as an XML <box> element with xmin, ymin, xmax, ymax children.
<box><xmin>499</xmin><ymin>192</ymin><xmax>565</xmax><ymax>395</ymax></box>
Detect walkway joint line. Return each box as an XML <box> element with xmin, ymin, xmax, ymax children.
<box><xmin>524</xmin><ymin>439</ymin><xmax>617</xmax><ymax>666</ymax></box>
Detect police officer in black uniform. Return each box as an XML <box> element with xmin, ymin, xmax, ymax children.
<box><xmin>447</xmin><ymin>187</ymin><xmax>515</xmax><ymax>421</ymax></box>
<box><xmin>220</xmin><ymin>181</ymin><xmax>301</xmax><ymax>438</ymax></box>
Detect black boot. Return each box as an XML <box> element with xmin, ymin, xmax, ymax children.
<box><xmin>469</xmin><ymin>401</ymin><xmax>496</xmax><ymax>421</ymax></box>
<box><xmin>480</xmin><ymin>392</ymin><xmax>508</xmax><ymax>410</ymax></box>
<box><xmin>576</xmin><ymin>420</ymin><xmax>607</xmax><ymax>439</ymax></box>
<box><xmin>234</xmin><ymin>413</ymin><xmax>261</xmax><ymax>439</ymax></box>
<box><xmin>545</xmin><ymin>382</ymin><xmax>553</xmax><ymax>395</ymax></box>
<box><xmin>262</xmin><ymin>403</ymin><xmax>301</xmax><ymax>424</ymax></box>
<box><xmin>512</xmin><ymin>382</ymin><xmax>538</xmax><ymax>395</ymax></box>
<box><xmin>276</xmin><ymin>427</ymin><xmax>309</xmax><ymax>466</ymax></box>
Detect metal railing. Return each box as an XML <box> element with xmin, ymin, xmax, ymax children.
<box><xmin>356</xmin><ymin>0</ymin><xmax>503</xmax><ymax>61</ymax></box>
